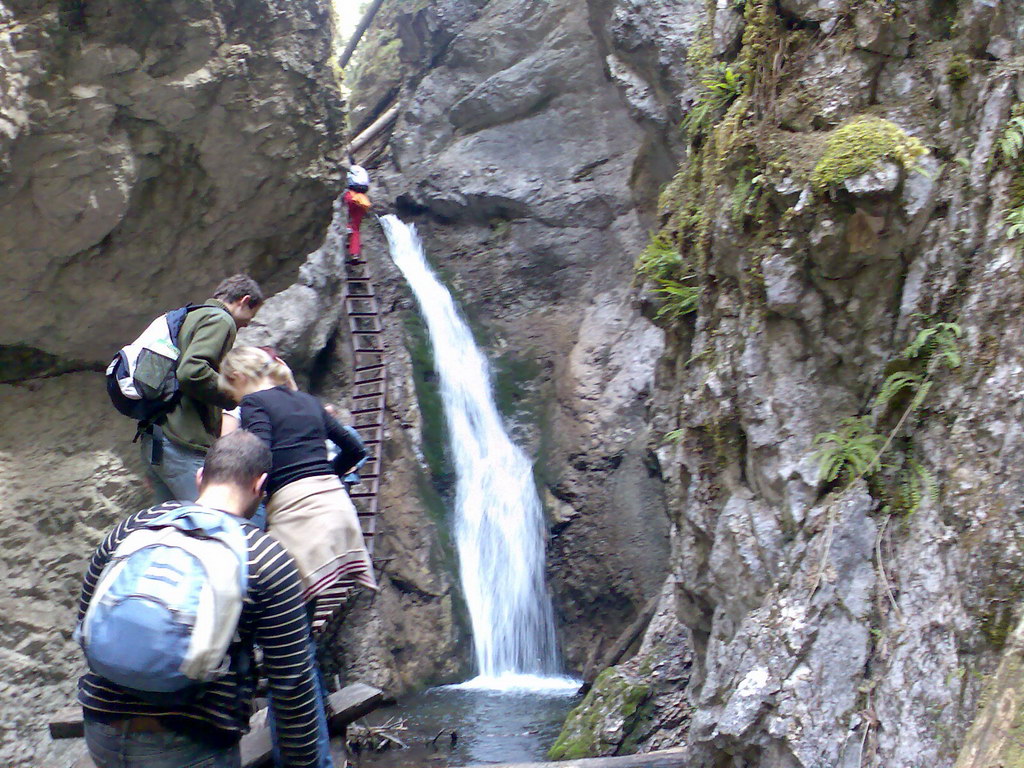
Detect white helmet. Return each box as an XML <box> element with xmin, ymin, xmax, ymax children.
<box><xmin>347</xmin><ymin>165</ymin><xmax>370</xmax><ymax>188</ymax></box>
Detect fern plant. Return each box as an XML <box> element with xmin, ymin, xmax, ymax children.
<box><xmin>637</xmin><ymin>233</ymin><xmax>683</xmax><ymax>282</ymax></box>
<box><xmin>654</xmin><ymin>280</ymin><xmax>701</xmax><ymax>320</ymax></box>
<box><xmin>663</xmin><ymin>428</ymin><xmax>685</xmax><ymax>444</ymax></box>
<box><xmin>874</xmin><ymin>370</ymin><xmax>924</xmax><ymax>411</ymax></box>
<box><xmin>1007</xmin><ymin>205</ymin><xmax>1024</xmax><ymax>240</ymax></box>
<box><xmin>903</xmin><ymin>320</ymin><xmax>963</xmax><ymax>370</ymax></box>
<box><xmin>897</xmin><ymin>457</ymin><xmax>938</xmax><ymax>515</ymax></box>
<box><xmin>998</xmin><ymin>116</ymin><xmax>1024</xmax><ymax>163</ymax></box>
<box><xmin>813</xmin><ymin>416</ymin><xmax>886</xmax><ymax>483</ymax></box>
<box><xmin>682</xmin><ymin>64</ymin><xmax>744</xmax><ymax>138</ymax></box>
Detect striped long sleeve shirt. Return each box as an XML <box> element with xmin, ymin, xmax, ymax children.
<box><xmin>77</xmin><ymin>502</ymin><xmax>322</xmax><ymax>766</ymax></box>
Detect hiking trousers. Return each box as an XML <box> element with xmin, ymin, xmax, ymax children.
<box><xmin>83</xmin><ymin>717</ymin><xmax>240</xmax><ymax>767</ymax></box>
<box><xmin>140</xmin><ymin>428</ymin><xmax>205</xmax><ymax>503</ymax></box>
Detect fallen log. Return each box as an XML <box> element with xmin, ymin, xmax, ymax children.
<box><xmin>459</xmin><ymin>747</ymin><xmax>689</xmax><ymax>768</ymax></box>
<box><xmin>336</xmin><ymin>0</ymin><xmax>387</xmax><ymax>70</ymax></box>
<box><xmin>346</xmin><ymin>103</ymin><xmax>401</xmax><ymax>158</ymax></box>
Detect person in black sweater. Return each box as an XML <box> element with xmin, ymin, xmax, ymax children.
<box><xmin>218</xmin><ymin>346</ymin><xmax>376</xmax><ymax>601</ymax></box>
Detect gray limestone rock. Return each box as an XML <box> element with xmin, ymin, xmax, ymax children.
<box><xmin>0</xmin><ymin>0</ymin><xmax>345</xmax><ymax>364</ymax></box>
<box><xmin>842</xmin><ymin>162</ymin><xmax>901</xmax><ymax>196</ymax></box>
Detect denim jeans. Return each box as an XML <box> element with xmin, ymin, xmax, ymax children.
<box><xmin>140</xmin><ymin>429</ymin><xmax>206</xmax><ymax>503</ymax></box>
<box><xmin>84</xmin><ymin>718</ymin><xmax>240</xmax><ymax>768</ymax></box>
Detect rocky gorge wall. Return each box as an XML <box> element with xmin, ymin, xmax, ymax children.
<box><xmin>352</xmin><ymin>0</ymin><xmax>678</xmax><ymax>675</ymax></box>
<box><xmin>5</xmin><ymin>0</ymin><xmax>1024</xmax><ymax>764</ymax></box>
<box><xmin>0</xmin><ymin>1</ymin><xmax>464</xmax><ymax>766</ymax></box>
<box><xmin>351</xmin><ymin>0</ymin><xmax>1024</xmax><ymax>765</ymax></box>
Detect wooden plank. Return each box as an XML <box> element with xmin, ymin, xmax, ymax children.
<box><xmin>49</xmin><ymin>706</ymin><xmax>84</xmax><ymax>739</ymax></box>
<box><xmin>326</xmin><ymin>683</ymin><xmax>384</xmax><ymax>732</ymax></box>
<box><xmin>240</xmin><ymin>683</ymin><xmax>383</xmax><ymax>768</ymax></box>
<box><xmin>240</xmin><ymin>706</ymin><xmax>272</xmax><ymax>768</ymax></box>
<box><xmin>52</xmin><ymin>685</ymin><xmax>383</xmax><ymax>768</ymax></box>
<box><xmin>459</xmin><ymin>748</ymin><xmax>688</xmax><ymax>768</ymax></box>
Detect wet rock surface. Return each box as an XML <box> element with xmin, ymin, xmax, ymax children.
<box><xmin>363</xmin><ymin>0</ymin><xmax>684</xmax><ymax>672</ymax></box>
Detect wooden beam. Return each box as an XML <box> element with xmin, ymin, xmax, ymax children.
<box><xmin>241</xmin><ymin>683</ymin><xmax>383</xmax><ymax>768</ymax></box>
<box><xmin>49</xmin><ymin>706</ymin><xmax>84</xmax><ymax>739</ymax></box>
<box><xmin>458</xmin><ymin>747</ymin><xmax>689</xmax><ymax>768</ymax></box>
<box><xmin>337</xmin><ymin>0</ymin><xmax>387</xmax><ymax>70</ymax></box>
<box><xmin>583</xmin><ymin>594</ymin><xmax>660</xmax><ymax>686</ymax></box>
<box><xmin>326</xmin><ymin>682</ymin><xmax>384</xmax><ymax>733</ymax></box>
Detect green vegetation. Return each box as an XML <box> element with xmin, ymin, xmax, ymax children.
<box><xmin>548</xmin><ymin>669</ymin><xmax>652</xmax><ymax>760</ymax></box>
<box><xmin>946</xmin><ymin>53</ymin><xmax>969</xmax><ymax>88</ymax></box>
<box><xmin>682</xmin><ymin>63</ymin><xmax>745</xmax><ymax>139</ymax></box>
<box><xmin>402</xmin><ymin>312</ymin><xmax>452</xmax><ymax>484</ymax></box>
<box><xmin>998</xmin><ymin>115</ymin><xmax>1024</xmax><ymax>163</ymax></box>
<box><xmin>812</xmin><ymin>318</ymin><xmax>963</xmax><ymax>516</ymax></box>
<box><xmin>813</xmin><ymin>416</ymin><xmax>885</xmax><ymax>484</ymax></box>
<box><xmin>998</xmin><ymin>110</ymin><xmax>1024</xmax><ymax>240</ymax></box>
<box><xmin>810</xmin><ymin>116</ymin><xmax>929</xmax><ymax>191</ymax></box>
<box><xmin>491</xmin><ymin>351</ymin><xmax>542</xmax><ymax>424</ymax></box>
<box><xmin>636</xmin><ymin>233</ymin><xmax>701</xmax><ymax>322</ymax></box>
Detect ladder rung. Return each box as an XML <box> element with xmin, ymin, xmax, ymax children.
<box><xmin>355</xmin><ymin>376</ymin><xmax>386</xmax><ymax>386</ymax></box>
<box><xmin>352</xmin><ymin>392</ymin><xmax>384</xmax><ymax>400</ymax></box>
<box><xmin>355</xmin><ymin>363</ymin><xmax>385</xmax><ymax>372</ymax></box>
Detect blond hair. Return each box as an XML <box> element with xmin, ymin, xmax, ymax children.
<box><xmin>220</xmin><ymin>346</ymin><xmax>297</xmax><ymax>391</ymax></box>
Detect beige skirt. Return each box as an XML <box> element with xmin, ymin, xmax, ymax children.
<box><xmin>266</xmin><ymin>474</ymin><xmax>377</xmax><ymax>601</ymax></box>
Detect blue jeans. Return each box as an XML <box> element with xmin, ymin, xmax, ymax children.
<box><xmin>84</xmin><ymin>718</ymin><xmax>240</xmax><ymax>767</ymax></box>
<box><xmin>141</xmin><ymin>430</ymin><xmax>205</xmax><ymax>503</ymax></box>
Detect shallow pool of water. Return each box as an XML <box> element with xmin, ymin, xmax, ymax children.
<box><xmin>336</xmin><ymin>682</ymin><xmax>582</xmax><ymax>767</ymax></box>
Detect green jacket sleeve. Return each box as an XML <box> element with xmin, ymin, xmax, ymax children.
<box><xmin>176</xmin><ymin>309</ymin><xmax>237</xmax><ymax>410</ymax></box>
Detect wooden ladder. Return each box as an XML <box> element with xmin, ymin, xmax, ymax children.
<box><xmin>312</xmin><ymin>254</ymin><xmax>387</xmax><ymax>634</ymax></box>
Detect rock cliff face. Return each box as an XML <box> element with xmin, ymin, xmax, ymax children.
<box><xmin>0</xmin><ymin>1</ymin><xmax>348</xmax><ymax>765</ymax></box>
<box><xmin>0</xmin><ymin>0</ymin><xmax>343</xmax><ymax>365</ymax></box>
<box><xmin>353</xmin><ymin>0</ymin><xmax>1024</xmax><ymax>764</ymax></box>
<box><xmin>357</xmin><ymin>0</ymin><xmax>677</xmax><ymax>673</ymax></box>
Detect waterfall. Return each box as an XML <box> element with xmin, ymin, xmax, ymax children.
<box><xmin>381</xmin><ymin>215</ymin><xmax>576</xmax><ymax>691</ymax></box>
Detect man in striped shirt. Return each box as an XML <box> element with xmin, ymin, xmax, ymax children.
<box><xmin>77</xmin><ymin>430</ymin><xmax>329</xmax><ymax>767</ymax></box>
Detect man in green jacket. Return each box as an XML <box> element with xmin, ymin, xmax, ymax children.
<box><xmin>142</xmin><ymin>274</ymin><xmax>264</xmax><ymax>502</ymax></box>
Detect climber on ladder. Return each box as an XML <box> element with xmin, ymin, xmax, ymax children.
<box><xmin>344</xmin><ymin>165</ymin><xmax>372</xmax><ymax>264</ymax></box>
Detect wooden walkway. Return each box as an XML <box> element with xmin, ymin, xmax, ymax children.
<box><xmin>311</xmin><ymin>251</ymin><xmax>387</xmax><ymax>633</ymax></box>
<box><xmin>54</xmin><ymin>683</ymin><xmax>383</xmax><ymax>768</ymax></box>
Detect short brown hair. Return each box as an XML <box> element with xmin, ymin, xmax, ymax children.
<box><xmin>213</xmin><ymin>274</ymin><xmax>264</xmax><ymax>308</ymax></box>
<box><xmin>200</xmin><ymin>430</ymin><xmax>271</xmax><ymax>488</ymax></box>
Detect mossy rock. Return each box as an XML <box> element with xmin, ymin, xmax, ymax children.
<box><xmin>811</xmin><ymin>116</ymin><xmax>928</xmax><ymax>191</ymax></box>
<box><xmin>548</xmin><ymin>668</ymin><xmax>653</xmax><ymax>760</ymax></box>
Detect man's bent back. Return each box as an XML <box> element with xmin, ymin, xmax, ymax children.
<box><xmin>78</xmin><ymin>431</ymin><xmax>323</xmax><ymax>767</ymax></box>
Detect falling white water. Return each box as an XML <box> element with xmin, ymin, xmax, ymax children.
<box><xmin>381</xmin><ymin>215</ymin><xmax>576</xmax><ymax>691</ymax></box>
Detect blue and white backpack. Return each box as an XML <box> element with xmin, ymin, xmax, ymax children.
<box><xmin>75</xmin><ymin>505</ymin><xmax>249</xmax><ymax>698</ymax></box>
<box><xmin>105</xmin><ymin>304</ymin><xmax>227</xmax><ymax>428</ymax></box>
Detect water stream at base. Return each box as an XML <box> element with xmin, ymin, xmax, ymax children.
<box><xmin>380</xmin><ymin>216</ymin><xmax>577</xmax><ymax>692</ymax></box>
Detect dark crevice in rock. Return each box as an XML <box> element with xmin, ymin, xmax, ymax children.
<box><xmin>0</xmin><ymin>345</ymin><xmax>103</xmax><ymax>385</ymax></box>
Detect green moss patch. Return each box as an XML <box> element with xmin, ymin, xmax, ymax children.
<box><xmin>810</xmin><ymin>116</ymin><xmax>928</xmax><ymax>191</ymax></box>
<box><xmin>548</xmin><ymin>668</ymin><xmax>653</xmax><ymax>760</ymax></box>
